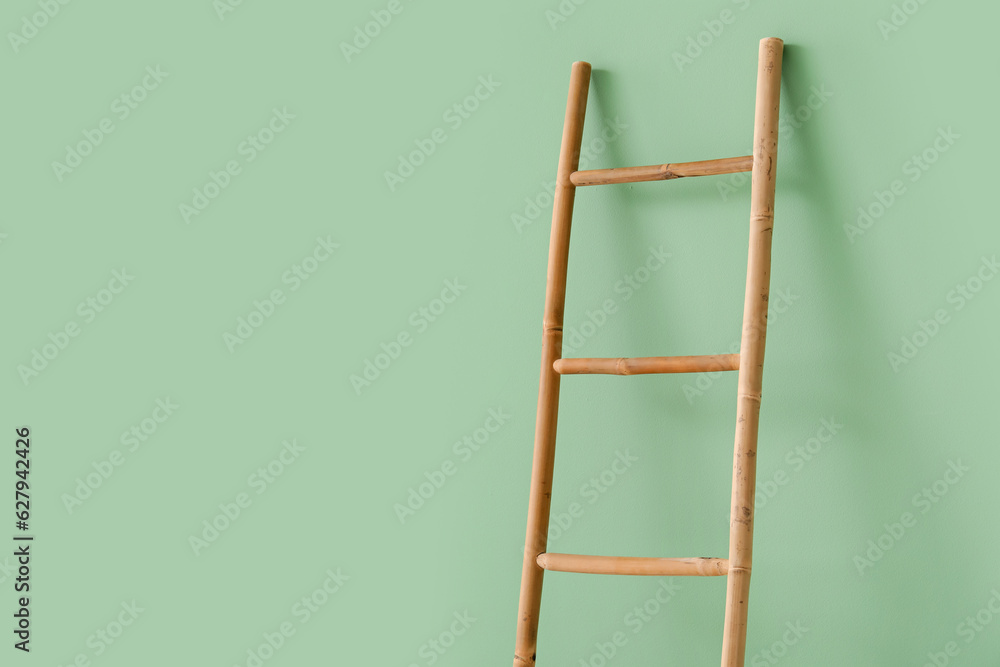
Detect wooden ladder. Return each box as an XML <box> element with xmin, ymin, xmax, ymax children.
<box><xmin>512</xmin><ymin>37</ymin><xmax>784</xmax><ymax>667</ymax></box>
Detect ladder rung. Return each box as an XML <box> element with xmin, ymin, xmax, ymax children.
<box><xmin>537</xmin><ymin>552</ymin><xmax>729</xmax><ymax>577</ymax></box>
<box><xmin>570</xmin><ymin>155</ymin><xmax>752</xmax><ymax>186</ymax></box>
<box><xmin>554</xmin><ymin>354</ymin><xmax>739</xmax><ymax>375</ymax></box>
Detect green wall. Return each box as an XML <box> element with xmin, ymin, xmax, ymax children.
<box><xmin>4</xmin><ymin>0</ymin><xmax>998</xmax><ymax>665</ymax></box>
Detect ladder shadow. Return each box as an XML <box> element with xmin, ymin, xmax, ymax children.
<box><xmin>582</xmin><ymin>46</ymin><xmax>968</xmax><ymax>651</ymax></box>
<box><xmin>757</xmin><ymin>43</ymin><xmax>968</xmax><ymax>649</ymax></box>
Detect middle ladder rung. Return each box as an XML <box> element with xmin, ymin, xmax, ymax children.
<box><xmin>537</xmin><ymin>553</ymin><xmax>729</xmax><ymax>576</ymax></box>
<box><xmin>570</xmin><ymin>155</ymin><xmax>752</xmax><ymax>186</ymax></box>
<box><xmin>554</xmin><ymin>354</ymin><xmax>739</xmax><ymax>376</ymax></box>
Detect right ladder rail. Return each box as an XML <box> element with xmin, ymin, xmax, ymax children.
<box><xmin>721</xmin><ymin>37</ymin><xmax>783</xmax><ymax>667</ymax></box>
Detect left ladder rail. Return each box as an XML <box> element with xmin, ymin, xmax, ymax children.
<box><xmin>512</xmin><ymin>60</ymin><xmax>591</xmax><ymax>667</ymax></box>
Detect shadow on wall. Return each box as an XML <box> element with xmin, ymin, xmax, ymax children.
<box><xmin>576</xmin><ymin>44</ymin><xmax>968</xmax><ymax>656</ymax></box>
<box><xmin>768</xmin><ymin>43</ymin><xmax>972</xmax><ymax>658</ymax></box>
<box><xmin>778</xmin><ymin>43</ymin><xmax>879</xmax><ymax>412</ymax></box>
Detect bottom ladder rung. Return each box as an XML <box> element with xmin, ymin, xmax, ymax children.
<box><xmin>536</xmin><ymin>552</ymin><xmax>728</xmax><ymax>576</ymax></box>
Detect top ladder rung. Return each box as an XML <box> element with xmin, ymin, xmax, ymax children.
<box><xmin>570</xmin><ymin>155</ymin><xmax>752</xmax><ymax>187</ymax></box>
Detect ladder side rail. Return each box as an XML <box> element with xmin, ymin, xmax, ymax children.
<box><xmin>513</xmin><ymin>60</ymin><xmax>592</xmax><ymax>667</ymax></box>
<box><xmin>721</xmin><ymin>37</ymin><xmax>783</xmax><ymax>667</ymax></box>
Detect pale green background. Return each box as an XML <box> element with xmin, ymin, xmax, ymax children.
<box><xmin>2</xmin><ymin>0</ymin><xmax>998</xmax><ymax>665</ymax></box>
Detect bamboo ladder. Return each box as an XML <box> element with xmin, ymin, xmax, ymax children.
<box><xmin>512</xmin><ymin>38</ymin><xmax>783</xmax><ymax>667</ymax></box>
